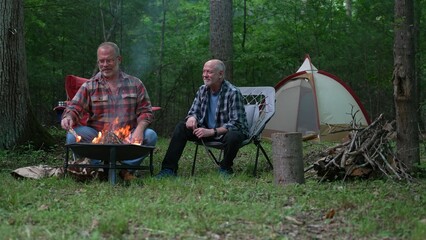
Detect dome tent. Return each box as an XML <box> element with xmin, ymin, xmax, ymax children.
<box><xmin>264</xmin><ymin>55</ymin><xmax>371</xmax><ymax>141</ymax></box>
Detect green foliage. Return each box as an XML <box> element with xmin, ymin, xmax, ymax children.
<box><xmin>23</xmin><ymin>0</ymin><xmax>426</xmax><ymax>135</ymax></box>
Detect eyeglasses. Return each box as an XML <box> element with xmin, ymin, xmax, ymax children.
<box><xmin>97</xmin><ymin>57</ymin><xmax>117</xmax><ymax>65</ymax></box>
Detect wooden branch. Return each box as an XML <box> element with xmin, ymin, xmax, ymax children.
<box><xmin>377</xmin><ymin>150</ymin><xmax>402</xmax><ymax>180</ymax></box>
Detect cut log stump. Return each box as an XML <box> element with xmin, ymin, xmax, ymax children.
<box><xmin>272</xmin><ymin>132</ymin><xmax>305</xmax><ymax>186</ymax></box>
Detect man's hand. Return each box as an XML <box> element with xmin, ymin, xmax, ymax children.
<box><xmin>131</xmin><ymin>122</ymin><xmax>147</xmax><ymax>144</ymax></box>
<box><xmin>186</xmin><ymin>117</ymin><xmax>198</xmax><ymax>130</ymax></box>
<box><xmin>61</xmin><ymin>117</ymin><xmax>74</xmax><ymax>130</ymax></box>
<box><xmin>130</xmin><ymin>130</ymin><xmax>144</xmax><ymax>144</ymax></box>
<box><xmin>193</xmin><ymin>127</ymin><xmax>215</xmax><ymax>139</ymax></box>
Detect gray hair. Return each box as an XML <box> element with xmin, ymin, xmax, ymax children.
<box><xmin>209</xmin><ymin>59</ymin><xmax>226</xmax><ymax>73</ymax></box>
<box><xmin>98</xmin><ymin>42</ymin><xmax>120</xmax><ymax>57</ymax></box>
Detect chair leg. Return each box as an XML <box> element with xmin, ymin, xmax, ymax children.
<box><xmin>253</xmin><ymin>141</ymin><xmax>273</xmax><ymax>177</ymax></box>
<box><xmin>64</xmin><ymin>146</ymin><xmax>69</xmax><ymax>178</ymax></box>
<box><xmin>258</xmin><ymin>143</ymin><xmax>273</xmax><ymax>169</ymax></box>
<box><xmin>192</xmin><ymin>144</ymin><xmax>199</xmax><ymax>176</ymax></box>
<box><xmin>149</xmin><ymin>149</ymin><xmax>154</xmax><ymax>176</ymax></box>
<box><xmin>218</xmin><ymin>150</ymin><xmax>223</xmax><ymax>166</ymax></box>
<box><xmin>205</xmin><ymin>148</ymin><xmax>221</xmax><ymax>165</ymax></box>
<box><xmin>253</xmin><ymin>143</ymin><xmax>261</xmax><ymax>177</ymax></box>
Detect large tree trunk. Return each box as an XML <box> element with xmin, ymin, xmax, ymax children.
<box><xmin>414</xmin><ymin>0</ymin><xmax>424</xmax><ymax>133</ymax></box>
<box><xmin>209</xmin><ymin>0</ymin><xmax>233</xmax><ymax>81</ymax></box>
<box><xmin>393</xmin><ymin>0</ymin><xmax>419</xmax><ymax>171</ymax></box>
<box><xmin>0</xmin><ymin>0</ymin><xmax>54</xmax><ymax>149</ymax></box>
<box><xmin>158</xmin><ymin>0</ymin><xmax>166</xmax><ymax>107</ymax></box>
<box><xmin>345</xmin><ymin>0</ymin><xmax>352</xmax><ymax>17</ymax></box>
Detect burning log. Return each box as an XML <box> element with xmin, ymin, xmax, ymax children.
<box><xmin>305</xmin><ymin>114</ymin><xmax>412</xmax><ymax>182</ymax></box>
<box><xmin>90</xmin><ymin>119</ymin><xmax>137</xmax><ymax>145</ymax></box>
<box><xmin>92</xmin><ymin>130</ymin><xmax>124</xmax><ymax>144</ymax></box>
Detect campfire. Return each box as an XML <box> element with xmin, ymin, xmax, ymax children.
<box><xmin>69</xmin><ymin>118</ymin><xmax>142</xmax><ymax>145</ymax></box>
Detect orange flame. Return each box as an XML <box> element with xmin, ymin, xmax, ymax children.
<box><xmin>114</xmin><ymin>125</ymin><xmax>131</xmax><ymax>140</ymax></box>
<box><xmin>91</xmin><ymin>131</ymin><xmax>103</xmax><ymax>144</ymax></box>
<box><xmin>69</xmin><ymin>128</ymin><xmax>82</xmax><ymax>143</ymax></box>
<box><xmin>90</xmin><ymin>117</ymin><xmax>141</xmax><ymax>145</ymax></box>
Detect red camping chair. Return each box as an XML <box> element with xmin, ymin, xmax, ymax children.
<box><xmin>53</xmin><ymin>75</ymin><xmax>161</xmax><ymax>125</ymax></box>
<box><xmin>53</xmin><ymin>75</ymin><xmax>90</xmax><ymax>125</ymax></box>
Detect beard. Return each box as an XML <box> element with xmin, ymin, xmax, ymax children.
<box><xmin>203</xmin><ymin>79</ymin><xmax>212</xmax><ymax>86</ymax></box>
<box><xmin>100</xmin><ymin>66</ymin><xmax>119</xmax><ymax>79</ymax></box>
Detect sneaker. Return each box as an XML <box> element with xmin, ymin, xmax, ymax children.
<box><xmin>218</xmin><ymin>167</ymin><xmax>234</xmax><ymax>176</ymax></box>
<box><xmin>155</xmin><ymin>168</ymin><xmax>177</xmax><ymax>179</ymax></box>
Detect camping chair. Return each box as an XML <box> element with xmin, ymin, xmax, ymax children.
<box><xmin>191</xmin><ymin>86</ymin><xmax>276</xmax><ymax>176</ymax></box>
<box><xmin>54</xmin><ymin>75</ymin><xmax>160</xmax><ymax>184</ymax></box>
<box><xmin>53</xmin><ymin>75</ymin><xmax>90</xmax><ymax>124</ymax></box>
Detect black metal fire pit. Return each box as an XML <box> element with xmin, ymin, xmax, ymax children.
<box><xmin>65</xmin><ymin>143</ymin><xmax>155</xmax><ymax>185</ymax></box>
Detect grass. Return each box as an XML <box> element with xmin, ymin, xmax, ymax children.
<box><xmin>0</xmin><ymin>127</ymin><xmax>425</xmax><ymax>239</ymax></box>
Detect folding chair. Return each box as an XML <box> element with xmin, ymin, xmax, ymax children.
<box><xmin>191</xmin><ymin>86</ymin><xmax>276</xmax><ymax>176</ymax></box>
<box><xmin>53</xmin><ymin>75</ymin><xmax>90</xmax><ymax>125</ymax></box>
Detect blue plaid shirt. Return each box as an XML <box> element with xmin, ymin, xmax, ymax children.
<box><xmin>187</xmin><ymin>80</ymin><xmax>249</xmax><ymax>137</ymax></box>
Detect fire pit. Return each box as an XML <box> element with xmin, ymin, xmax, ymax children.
<box><xmin>65</xmin><ymin>143</ymin><xmax>155</xmax><ymax>185</ymax></box>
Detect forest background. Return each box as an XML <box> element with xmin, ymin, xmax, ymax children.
<box><xmin>24</xmin><ymin>0</ymin><xmax>426</xmax><ymax>137</ymax></box>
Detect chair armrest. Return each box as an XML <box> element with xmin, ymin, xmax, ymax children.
<box><xmin>53</xmin><ymin>106</ymin><xmax>66</xmax><ymax>111</ymax></box>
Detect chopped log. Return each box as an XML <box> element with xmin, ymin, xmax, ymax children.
<box><xmin>272</xmin><ymin>132</ymin><xmax>305</xmax><ymax>185</ymax></box>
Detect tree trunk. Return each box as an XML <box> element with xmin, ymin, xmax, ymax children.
<box><xmin>414</xmin><ymin>0</ymin><xmax>424</xmax><ymax>133</ymax></box>
<box><xmin>345</xmin><ymin>0</ymin><xmax>352</xmax><ymax>17</ymax></box>
<box><xmin>393</xmin><ymin>0</ymin><xmax>419</xmax><ymax>171</ymax></box>
<box><xmin>209</xmin><ymin>0</ymin><xmax>233</xmax><ymax>81</ymax></box>
<box><xmin>241</xmin><ymin>0</ymin><xmax>247</xmax><ymax>51</ymax></box>
<box><xmin>0</xmin><ymin>0</ymin><xmax>54</xmax><ymax>150</ymax></box>
<box><xmin>158</xmin><ymin>0</ymin><xmax>166</xmax><ymax>107</ymax></box>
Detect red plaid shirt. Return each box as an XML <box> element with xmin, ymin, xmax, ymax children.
<box><xmin>63</xmin><ymin>71</ymin><xmax>153</xmax><ymax>131</ymax></box>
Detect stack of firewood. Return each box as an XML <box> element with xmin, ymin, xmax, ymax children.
<box><xmin>306</xmin><ymin>114</ymin><xmax>412</xmax><ymax>181</ymax></box>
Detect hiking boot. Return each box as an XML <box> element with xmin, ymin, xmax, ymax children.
<box><xmin>119</xmin><ymin>170</ymin><xmax>137</xmax><ymax>181</ymax></box>
<box><xmin>218</xmin><ymin>167</ymin><xmax>234</xmax><ymax>177</ymax></box>
<box><xmin>155</xmin><ymin>168</ymin><xmax>177</xmax><ymax>179</ymax></box>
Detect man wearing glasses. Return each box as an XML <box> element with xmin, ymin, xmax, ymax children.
<box><xmin>61</xmin><ymin>42</ymin><xmax>157</xmax><ymax>180</ymax></box>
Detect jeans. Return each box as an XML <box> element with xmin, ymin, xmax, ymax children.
<box><xmin>161</xmin><ymin>121</ymin><xmax>247</xmax><ymax>172</ymax></box>
<box><xmin>66</xmin><ymin>126</ymin><xmax>157</xmax><ymax>167</ymax></box>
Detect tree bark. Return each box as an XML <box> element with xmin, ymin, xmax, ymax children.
<box><xmin>393</xmin><ymin>0</ymin><xmax>419</xmax><ymax>171</ymax></box>
<box><xmin>0</xmin><ymin>0</ymin><xmax>54</xmax><ymax>149</ymax></box>
<box><xmin>210</xmin><ymin>0</ymin><xmax>233</xmax><ymax>81</ymax></box>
